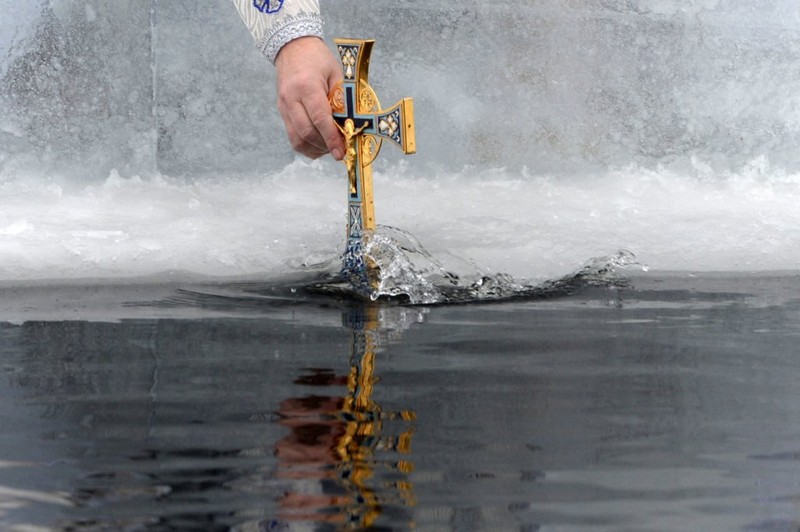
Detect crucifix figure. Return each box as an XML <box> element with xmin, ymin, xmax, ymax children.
<box><xmin>336</xmin><ymin>118</ymin><xmax>370</xmax><ymax>196</ymax></box>
<box><xmin>329</xmin><ymin>38</ymin><xmax>416</xmax><ymax>296</ymax></box>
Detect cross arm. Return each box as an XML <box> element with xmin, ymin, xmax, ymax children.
<box><xmin>375</xmin><ymin>98</ymin><xmax>416</xmax><ymax>155</ymax></box>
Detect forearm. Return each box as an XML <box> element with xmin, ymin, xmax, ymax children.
<box><xmin>231</xmin><ymin>0</ymin><xmax>323</xmax><ymax>63</ymax></box>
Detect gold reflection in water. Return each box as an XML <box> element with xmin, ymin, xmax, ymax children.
<box><xmin>274</xmin><ymin>304</ymin><xmax>416</xmax><ymax>529</ymax></box>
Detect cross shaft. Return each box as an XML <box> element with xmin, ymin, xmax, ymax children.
<box><xmin>329</xmin><ymin>38</ymin><xmax>416</xmax><ymax>294</ymax></box>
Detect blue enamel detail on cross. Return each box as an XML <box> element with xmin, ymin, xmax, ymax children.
<box><xmin>336</xmin><ymin>86</ymin><xmax>375</xmax><ymax>136</ymax></box>
<box><xmin>377</xmin><ymin>108</ymin><xmax>403</xmax><ymax>147</ymax></box>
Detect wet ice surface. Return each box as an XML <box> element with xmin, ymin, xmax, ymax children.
<box><xmin>1</xmin><ymin>273</ymin><xmax>800</xmax><ymax>530</ymax></box>
<box><xmin>3</xmin><ymin>162</ymin><xmax>800</xmax><ymax>285</ymax></box>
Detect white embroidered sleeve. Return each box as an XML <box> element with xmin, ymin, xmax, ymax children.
<box><xmin>231</xmin><ymin>0</ymin><xmax>323</xmax><ymax>64</ymax></box>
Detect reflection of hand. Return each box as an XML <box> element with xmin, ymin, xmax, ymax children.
<box><xmin>275</xmin><ymin>37</ymin><xmax>345</xmax><ymax>160</ymax></box>
<box><xmin>277</xmin><ymin>396</ymin><xmax>344</xmax><ymax>419</ymax></box>
<box><xmin>275</xmin><ymin>396</ymin><xmax>345</xmax><ymax>465</ymax></box>
<box><xmin>275</xmin><ymin>428</ymin><xmax>341</xmax><ymax>466</ymax></box>
<box><xmin>279</xmin><ymin>492</ymin><xmax>349</xmax><ymax>525</ymax></box>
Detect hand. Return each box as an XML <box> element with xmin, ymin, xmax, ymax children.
<box><xmin>274</xmin><ymin>37</ymin><xmax>345</xmax><ymax>160</ymax></box>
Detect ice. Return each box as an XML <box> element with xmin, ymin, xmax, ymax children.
<box><xmin>0</xmin><ymin>160</ymin><xmax>797</xmax><ymax>282</ymax></box>
<box><xmin>1</xmin><ymin>1</ymin><xmax>800</xmax><ymax>282</ymax></box>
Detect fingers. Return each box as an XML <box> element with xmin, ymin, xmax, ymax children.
<box><xmin>280</xmin><ymin>100</ymin><xmax>329</xmax><ymax>159</ymax></box>
<box><xmin>279</xmin><ymin>89</ymin><xmax>345</xmax><ymax>161</ymax></box>
<box><xmin>305</xmin><ymin>89</ymin><xmax>345</xmax><ymax>160</ymax></box>
<box><xmin>274</xmin><ymin>37</ymin><xmax>345</xmax><ymax>160</ymax></box>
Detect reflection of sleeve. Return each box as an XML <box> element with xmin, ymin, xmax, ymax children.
<box><xmin>231</xmin><ymin>0</ymin><xmax>323</xmax><ymax>64</ymax></box>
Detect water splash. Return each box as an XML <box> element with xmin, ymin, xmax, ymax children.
<box><xmin>351</xmin><ymin>227</ymin><xmax>640</xmax><ymax>305</ymax></box>
<box><xmin>363</xmin><ymin>227</ymin><xmax>450</xmax><ymax>304</ymax></box>
<box><xmin>435</xmin><ymin>249</ymin><xmax>640</xmax><ymax>304</ymax></box>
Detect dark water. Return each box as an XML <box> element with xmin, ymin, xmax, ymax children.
<box><xmin>1</xmin><ymin>273</ymin><xmax>800</xmax><ymax>531</ymax></box>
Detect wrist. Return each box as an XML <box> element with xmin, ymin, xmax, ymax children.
<box><xmin>263</xmin><ymin>13</ymin><xmax>325</xmax><ymax>64</ymax></box>
<box><xmin>275</xmin><ymin>36</ymin><xmax>325</xmax><ymax>68</ymax></box>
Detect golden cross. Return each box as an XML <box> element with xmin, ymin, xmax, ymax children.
<box><xmin>329</xmin><ymin>38</ymin><xmax>416</xmax><ymax>294</ymax></box>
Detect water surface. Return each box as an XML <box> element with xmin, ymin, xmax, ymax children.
<box><xmin>1</xmin><ymin>273</ymin><xmax>800</xmax><ymax>530</ymax></box>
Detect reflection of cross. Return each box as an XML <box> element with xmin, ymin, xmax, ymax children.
<box><xmin>329</xmin><ymin>39</ymin><xmax>416</xmax><ymax>296</ymax></box>
<box><xmin>274</xmin><ymin>303</ymin><xmax>417</xmax><ymax>528</ymax></box>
